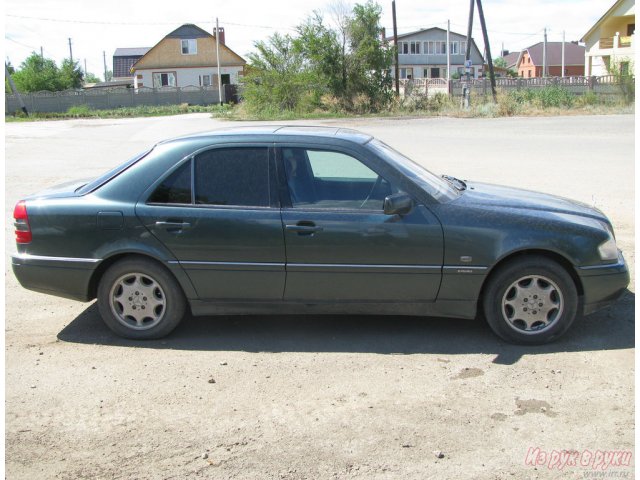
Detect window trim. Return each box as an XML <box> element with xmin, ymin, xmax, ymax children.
<box><xmin>181</xmin><ymin>39</ymin><xmax>197</xmax><ymax>55</ymax></box>
<box><xmin>275</xmin><ymin>144</ymin><xmax>404</xmax><ymax>214</ymax></box>
<box><xmin>152</xmin><ymin>71</ymin><xmax>177</xmax><ymax>88</ymax></box>
<box><xmin>144</xmin><ymin>143</ymin><xmax>278</xmax><ymax>209</ymax></box>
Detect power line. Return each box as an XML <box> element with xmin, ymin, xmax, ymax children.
<box><xmin>5</xmin><ymin>35</ymin><xmax>39</xmax><ymax>50</ymax></box>
<box><xmin>6</xmin><ymin>13</ymin><xmax>295</xmax><ymax>30</ymax></box>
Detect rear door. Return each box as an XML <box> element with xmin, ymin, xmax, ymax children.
<box><xmin>136</xmin><ymin>144</ymin><xmax>286</xmax><ymax>301</ymax></box>
<box><xmin>278</xmin><ymin>145</ymin><xmax>444</xmax><ymax>303</ymax></box>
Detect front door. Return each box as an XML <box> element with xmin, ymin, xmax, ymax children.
<box><xmin>278</xmin><ymin>146</ymin><xmax>443</xmax><ymax>302</ymax></box>
<box><xmin>136</xmin><ymin>145</ymin><xmax>286</xmax><ymax>301</ymax></box>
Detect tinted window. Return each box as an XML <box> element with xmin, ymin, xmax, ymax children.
<box><xmin>148</xmin><ymin>160</ymin><xmax>192</xmax><ymax>204</ymax></box>
<box><xmin>195</xmin><ymin>148</ymin><xmax>269</xmax><ymax>207</ymax></box>
<box><xmin>283</xmin><ymin>148</ymin><xmax>397</xmax><ymax>210</ymax></box>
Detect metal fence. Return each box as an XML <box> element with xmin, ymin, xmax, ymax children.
<box><xmin>5</xmin><ymin>85</ymin><xmax>224</xmax><ymax>114</ymax></box>
<box><xmin>396</xmin><ymin>75</ymin><xmax>627</xmax><ymax>99</ymax></box>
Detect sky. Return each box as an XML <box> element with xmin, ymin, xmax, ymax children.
<box><xmin>4</xmin><ymin>0</ymin><xmax>609</xmax><ymax>80</ymax></box>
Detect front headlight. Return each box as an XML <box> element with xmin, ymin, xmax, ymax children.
<box><xmin>598</xmin><ymin>237</ymin><xmax>619</xmax><ymax>261</ymax></box>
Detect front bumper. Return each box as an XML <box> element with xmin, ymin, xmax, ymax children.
<box><xmin>11</xmin><ymin>253</ymin><xmax>98</xmax><ymax>302</ymax></box>
<box><xmin>578</xmin><ymin>251</ymin><xmax>630</xmax><ymax>315</ymax></box>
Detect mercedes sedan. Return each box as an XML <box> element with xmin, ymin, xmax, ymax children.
<box><xmin>12</xmin><ymin>126</ymin><xmax>629</xmax><ymax>344</ymax></box>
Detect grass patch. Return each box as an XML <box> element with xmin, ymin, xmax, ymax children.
<box><xmin>6</xmin><ymin>103</ymin><xmax>235</xmax><ymax>121</ymax></box>
<box><xmin>5</xmin><ymin>87</ymin><xmax>634</xmax><ymax>122</ymax></box>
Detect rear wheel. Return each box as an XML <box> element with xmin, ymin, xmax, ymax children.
<box><xmin>483</xmin><ymin>257</ymin><xmax>578</xmax><ymax>344</ymax></box>
<box><xmin>97</xmin><ymin>258</ymin><xmax>185</xmax><ymax>339</ymax></box>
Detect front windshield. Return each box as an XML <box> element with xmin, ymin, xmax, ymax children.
<box><xmin>367</xmin><ymin>139</ymin><xmax>458</xmax><ymax>202</ymax></box>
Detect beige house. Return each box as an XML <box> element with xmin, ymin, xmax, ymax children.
<box><xmin>131</xmin><ymin>24</ymin><xmax>246</xmax><ymax>89</ymax></box>
<box><xmin>582</xmin><ymin>0</ymin><xmax>635</xmax><ymax>76</ymax></box>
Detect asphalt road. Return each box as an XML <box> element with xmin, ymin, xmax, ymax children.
<box><xmin>5</xmin><ymin>114</ymin><xmax>635</xmax><ymax>479</ymax></box>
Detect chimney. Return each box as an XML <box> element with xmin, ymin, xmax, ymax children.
<box><xmin>501</xmin><ymin>49</ymin><xmax>509</xmax><ymax>57</ymax></box>
<box><xmin>214</xmin><ymin>27</ymin><xmax>225</xmax><ymax>45</ymax></box>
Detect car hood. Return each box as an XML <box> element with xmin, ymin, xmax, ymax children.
<box><xmin>457</xmin><ymin>181</ymin><xmax>608</xmax><ymax>222</ymax></box>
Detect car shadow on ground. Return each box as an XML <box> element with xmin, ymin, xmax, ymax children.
<box><xmin>57</xmin><ymin>290</ymin><xmax>634</xmax><ymax>365</ymax></box>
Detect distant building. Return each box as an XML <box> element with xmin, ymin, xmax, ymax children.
<box><xmin>581</xmin><ymin>0</ymin><xmax>635</xmax><ymax>76</ymax></box>
<box><xmin>113</xmin><ymin>47</ymin><xmax>151</xmax><ymax>82</ymax></box>
<box><xmin>501</xmin><ymin>51</ymin><xmax>520</xmax><ymax>71</ymax></box>
<box><xmin>387</xmin><ymin>27</ymin><xmax>485</xmax><ymax>79</ymax></box>
<box><xmin>516</xmin><ymin>42</ymin><xmax>586</xmax><ymax>77</ymax></box>
<box><xmin>131</xmin><ymin>24</ymin><xmax>246</xmax><ymax>89</ymax></box>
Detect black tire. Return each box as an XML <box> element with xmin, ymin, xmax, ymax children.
<box><xmin>483</xmin><ymin>256</ymin><xmax>578</xmax><ymax>345</ymax></box>
<box><xmin>97</xmin><ymin>257</ymin><xmax>186</xmax><ymax>339</ymax></box>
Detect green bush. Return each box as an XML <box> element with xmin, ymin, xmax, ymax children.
<box><xmin>67</xmin><ymin>104</ymin><xmax>93</xmax><ymax>116</ymax></box>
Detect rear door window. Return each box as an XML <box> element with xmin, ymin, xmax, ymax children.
<box><xmin>147</xmin><ymin>160</ymin><xmax>192</xmax><ymax>204</ymax></box>
<box><xmin>194</xmin><ymin>147</ymin><xmax>270</xmax><ymax>207</ymax></box>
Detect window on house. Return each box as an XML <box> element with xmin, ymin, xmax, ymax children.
<box><xmin>200</xmin><ymin>74</ymin><xmax>211</xmax><ymax>86</ymax></box>
<box><xmin>424</xmin><ymin>41</ymin><xmax>433</xmax><ymax>55</ymax></box>
<box><xmin>181</xmin><ymin>39</ymin><xmax>197</xmax><ymax>55</ymax></box>
<box><xmin>410</xmin><ymin>41</ymin><xmax>420</xmax><ymax>54</ymax></box>
<box><xmin>460</xmin><ymin>41</ymin><xmax>467</xmax><ymax>54</ymax></box>
<box><xmin>435</xmin><ymin>41</ymin><xmax>447</xmax><ymax>54</ymax></box>
<box><xmin>620</xmin><ymin>61</ymin><xmax>630</xmax><ymax>76</ymax></box>
<box><xmin>627</xmin><ymin>24</ymin><xmax>635</xmax><ymax>36</ymax></box>
<box><xmin>449</xmin><ymin>42</ymin><xmax>459</xmax><ymax>54</ymax></box>
<box><xmin>152</xmin><ymin>72</ymin><xmax>176</xmax><ymax>88</ymax></box>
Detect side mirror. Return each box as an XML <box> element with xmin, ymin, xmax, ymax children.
<box><xmin>383</xmin><ymin>192</ymin><xmax>413</xmax><ymax>216</ymax></box>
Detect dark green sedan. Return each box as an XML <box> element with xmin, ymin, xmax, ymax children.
<box><xmin>12</xmin><ymin>126</ymin><xmax>629</xmax><ymax>344</ymax></box>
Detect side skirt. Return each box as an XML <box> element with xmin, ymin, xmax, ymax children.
<box><xmin>188</xmin><ymin>299</ymin><xmax>478</xmax><ymax>319</ymax></box>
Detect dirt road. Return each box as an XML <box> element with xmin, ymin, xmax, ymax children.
<box><xmin>5</xmin><ymin>114</ymin><xmax>635</xmax><ymax>479</ymax></box>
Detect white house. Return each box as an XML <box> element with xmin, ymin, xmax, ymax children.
<box><xmin>581</xmin><ymin>0</ymin><xmax>635</xmax><ymax>76</ymax></box>
<box><xmin>131</xmin><ymin>24</ymin><xmax>246</xmax><ymax>89</ymax></box>
<box><xmin>388</xmin><ymin>27</ymin><xmax>485</xmax><ymax>79</ymax></box>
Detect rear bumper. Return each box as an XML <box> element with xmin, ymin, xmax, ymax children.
<box><xmin>578</xmin><ymin>252</ymin><xmax>630</xmax><ymax>315</ymax></box>
<box><xmin>11</xmin><ymin>253</ymin><xmax>98</xmax><ymax>302</ymax></box>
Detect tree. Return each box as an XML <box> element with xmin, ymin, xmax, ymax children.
<box><xmin>242</xmin><ymin>1</ymin><xmax>393</xmax><ymax>114</ymax></box>
<box><xmin>293</xmin><ymin>12</ymin><xmax>343</xmax><ymax>98</ymax></box>
<box><xmin>345</xmin><ymin>1</ymin><xmax>393</xmax><ymax>108</ymax></box>
<box><xmin>243</xmin><ymin>33</ymin><xmax>315</xmax><ymax>112</ymax></box>
<box><xmin>59</xmin><ymin>59</ymin><xmax>84</xmax><ymax>89</ymax></box>
<box><xmin>5</xmin><ymin>61</ymin><xmax>15</xmax><ymax>93</ymax></box>
<box><xmin>493</xmin><ymin>57</ymin><xmax>507</xmax><ymax>68</ymax></box>
<box><xmin>84</xmin><ymin>72</ymin><xmax>101</xmax><ymax>84</ymax></box>
<box><xmin>12</xmin><ymin>52</ymin><xmax>62</xmax><ymax>92</ymax></box>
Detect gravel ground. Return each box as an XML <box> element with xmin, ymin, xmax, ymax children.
<box><xmin>5</xmin><ymin>114</ymin><xmax>635</xmax><ymax>479</ymax></box>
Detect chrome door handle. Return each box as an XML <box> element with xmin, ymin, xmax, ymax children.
<box><xmin>155</xmin><ymin>221</ymin><xmax>191</xmax><ymax>229</ymax></box>
<box><xmin>285</xmin><ymin>223</ymin><xmax>323</xmax><ymax>235</ymax></box>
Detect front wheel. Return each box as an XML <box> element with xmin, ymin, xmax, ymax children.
<box><xmin>97</xmin><ymin>258</ymin><xmax>186</xmax><ymax>339</ymax></box>
<box><xmin>483</xmin><ymin>257</ymin><xmax>578</xmax><ymax>345</ymax></box>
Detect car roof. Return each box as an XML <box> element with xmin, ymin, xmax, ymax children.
<box><xmin>158</xmin><ymin>125</ymin><xmax>373</xmax><ymax>145</ymax></box>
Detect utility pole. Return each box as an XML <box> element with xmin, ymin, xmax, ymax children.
<box><xmin>5</xmin><ymin>62</ymin><xmax>28</xmax><ymax>116</ymax></box>
<box><xmin>446</xmin><ymin>20</ymin><xmax>451</xmax><ymax>80</ymax></box>
<box><xmin>542</xmin><ymin>28</ymin><xmax>547</xmax><ymax>77</ymax></box>
<box><xmin>476</xmin><ymin>0</ymin><xmax>497</xmax><ymax>101</ymax></box>
<box><xmin>392</xmin><ymin>0</ymin><xmax>399</xmax><ymax>95</ymax></box>
<box><xmin>40</xmin><ymin>46</ymin><xmax>43</xmax><ymax>59</ymax></box>
<box><xmin>103</xmin><ymin>51</ymin><xmax>108</xmax><ymax>82</ymax></box>
<box><xmin>68</xmin><ymin>38</ymin><xmax>73</xmax><ymax>63</ymax></box>
<box><xmin>561</xmin><ymin>30</ymin><xmax>565</xmax><ymax>77</ymax></box>
<box><xmin>215</xmin><ymin>17</ymin><xmax>223</xmax><ymax>105</ymax></box>
<box><xmin>463</xmin><ymin>0</ymin><xmax>475</xmax><ymax>108</ymax></box>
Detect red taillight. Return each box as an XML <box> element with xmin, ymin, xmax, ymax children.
<box><xmin>13</xmin><ymin>200</ymin><xmax>32</xmax><ymax>244</ymax></box>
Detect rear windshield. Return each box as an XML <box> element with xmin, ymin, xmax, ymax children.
<box><xmin>76</xmin><ymin>148</ymin><xmax>153</xmax><ymax>195</ymax></box>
